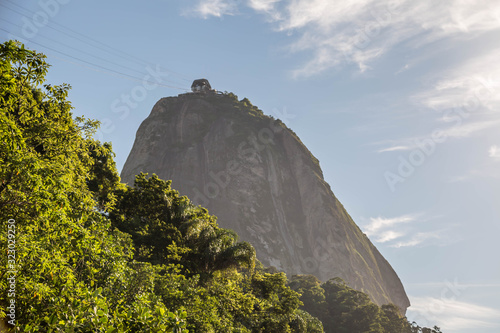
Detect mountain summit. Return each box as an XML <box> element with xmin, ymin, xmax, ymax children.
<box><xmin>121</xmin><ymin>90</ymin><xmax>410</xmax><ymax>313</ymax></box>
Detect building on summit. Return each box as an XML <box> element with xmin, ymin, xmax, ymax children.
<box><xmin>191</xmin><ymin>79</ymin><xmax>213</xmax><ymax>93</ymax></box>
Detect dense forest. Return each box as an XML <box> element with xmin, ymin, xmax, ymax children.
<box><xmin>0</xmin><ymin>40</ymin><xmax>441</xmax><ymax>332</ymax></box>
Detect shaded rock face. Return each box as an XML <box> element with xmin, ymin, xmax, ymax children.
<box><xmin>121</xmin><ymin>93</ymin><xmax>410</xmax><ymax>313</ymax></box>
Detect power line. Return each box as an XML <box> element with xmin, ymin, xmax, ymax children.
<box><xmin>1</xmin><ymin>0</ymin><xmax>192</xmax><ymax>83</ymax></box>
<box><xmin>0</xmin><ymin>17</ymin><xmax>163</xmax><ymax>79</ymax></box>
<box><xmin>0</xmin><ymin>17</ymin><xmax>188</xmax><ymax>87</ymax></box>
<box><xmin>0</xmin><ymin>27</ymin><xmax>189</xmax><ymax>91</ymax></box>
<box><xmin>0</xmin><ymin>2</ymin><xmax>146</xmax><ymax>69</ymax></box>
<box><xmin>1</xmin><ymin>1</ymin><xmax>147</xmax><ymax>66</ymax></box>
<box><xmin>44</xmin><ymin>52</ymin><xmax>190</xmax><ymax>91</ymax></box>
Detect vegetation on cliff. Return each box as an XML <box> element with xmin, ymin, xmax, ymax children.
<box><xmin>0</xmin><ymin>41</ymin><xmax>439</xmax><ymax>332</ymax></box>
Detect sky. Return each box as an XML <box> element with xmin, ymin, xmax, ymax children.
<box><xmin>1</xmin><ymin>0</ymin><xmax>500</xmax><ymax>331</ymax></box>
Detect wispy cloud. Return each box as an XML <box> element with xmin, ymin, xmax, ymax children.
<box><xmin>489</xmin><ymin>145</ymin><xmax>500</xmax><ymax>160</ymax></box>
<box><xmin>415</xmin><ymin>47</ymin><xmax>500</xmax><ymax>113</ymax></box>
<box><xmin>377</xmin><ymin>145</ymin><xmax>413</xmax><ymax>153</ymax></box>
<box><xmin>375</xmin><ymin>230</ymin><xmax>405</xmax><ymax>243</ymax></box>
<box><xmin>391</xmin><ymin>230</ymin><xmax>442</xmax><ymax>248</ymax></box>
<box><xmin>187</xmin><ymin>0</ymin><xmax>237</xmax><ymax>18</ymax></box>
<box><xmin>375</xmin><ymin>47</ymin><xmax>500</xmax><ymax>153</ymax></box>
<box><xmin>364</xmin><ymin>214</ymin><xmax>416</xmax><ymax>237</ymax></box>
<box><xmin>439</xmin><ymin>120</ymin><xmax>500</xmax><ymax>138</ymax></box>
<box><xmin>375</xmin><ymin>119</ymin><xmax>500</xmax><ymax>154</ymax></box>
<box><xmin>279</xmin><ymin>0</ymin><xmax>500</xmax><ymax>77</ymax></box>
<box><xmin>363</xmin><ymin>214</ymin><xmax>416</xmax><ymax>245</ymax></box>
<box><xmin>407</xmin><ymin>281</ymin><xmax>500</xmax><ymax>288</ymax></box>
<box><xmin>247</xmin><ymin>0</ymin><xmax>283</xmax><ymax>21</ymax></box>
<box><xmin>248</xmin><ymin>0</ymin><xmax>279</xmax><ymax>12</ymax></box>
<box><xmin>408</xmin><ymin>296</ymin><xmax>500</xmax><ymax>331</ymax></box>
<box><xmin>185</xmin><ymin>1</ymin><xmax>500</xmax><ymax>76</ymax></box>
<box><xmin>362</xmin><ymin>214</ymin><xmax>454</xmax><ymax>247</ymax></box>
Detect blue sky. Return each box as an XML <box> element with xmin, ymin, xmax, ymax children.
<box><xmin>2</xmin><ymin>0</ymin><xmax>500</xmax><ymax>331</ymax></box>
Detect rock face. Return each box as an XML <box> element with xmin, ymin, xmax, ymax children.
<box><xmin>121</xmin><ymin>92</ymin><xmax>410</xmax><ymax>313</ymax></box>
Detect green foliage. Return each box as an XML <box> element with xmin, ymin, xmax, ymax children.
<box><xmin>289</xmin><ymin>275</ymin><xmax>443</xmax><ymax>333</ymax></box>
<box><xmin>291</xmin><ymin>310</ymin><xmax>324</xmax><ymax>333</ymax></box>
<box><xmin>0</xmin><ymin>41</ymin><xmax>440</xmax><ymax>333</ymax></box>
<box><xmin>381</xmin><ymin>304</ymin><xmax>411</xmax><ymax>333</ymax></box>
<box><xmin>0</xmin><ymin>41</ymin><xmax>314</xmax><ymax>332</ymax></box>
<box><xmin>222</xmin><ymin>91</ymin><xmax>238</xmax><ymax>101</ymax></box>
<box><xmin>239</xmin><ymin>97</ymin><xmax>264</xmax><ymax>116</ymax></box>
<box><xmin>109</xmin><ymin>173</ymin><xmax>256</xmax><ymax>279</ymax></box>
<box><xmin>110</xmin><ymin>173</ymin><xmax>310</xmax><ymax>332</ymax></box>
<box><xmin>289</xmin><ymin>275</ymin><xmax>327</xmax><ymax>319</ymax></box>
<box><xmin>0</xmin><ymin>40</ymin><xmax>187</xmax><ymax>332</ymax></box>
<box><xmin>86</xmin><ymin>141</ymin><xmax>122</xmax><ymax>212</ymax></box>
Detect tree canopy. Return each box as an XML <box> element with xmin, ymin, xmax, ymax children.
<box><xmin>0</xmin><ymin>41</ymin><xmax>441</xmax><ymax>333</ymax></box>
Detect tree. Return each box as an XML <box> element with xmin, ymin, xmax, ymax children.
<box><xmin>110</xmin><ymin>173</ymin><xmax>256</xmax><ymax>278</ymax></box>
<box><xmin>0</xmin><ymin>40</ymin><xmax>187</xmax><ymax>332</ymax></box>
<box><xmin>380</xmin><ymin>304</ymin><xmax>412</xmax><ymax>333</ymax></box>
<box><xmin>85</xmin><ymin>141</ymin><xmax>122</xmax><ymax>212</ymax></box>
<box><xmin>289</xmin><ymin>275</ymin><xmax>328</xmax><ymax>320</ymax></box>
<box><xmin>250</xmin><ymin>272</ymin><xmax>303</xmax><ymax>332</ymax></box>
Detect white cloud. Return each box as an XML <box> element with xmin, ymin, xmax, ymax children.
<box><xmin>279</xmin><ymin>0</ymin><xmax>500</xmax><ymax>76</ymax></box>
<box><xmin>362</xmin><ymin>214</ymin><xmax>453</xmax><ymax>247</ymax></box>
<box><xmin>377</xmin><ymin>145</ymin><xmax>412</xmax><ymax>153</ymax></box>
<box><xmin>375</xmin><ymin>230</ymin><xmax>405</xmax><ymax>243</ymax></box>
<box><xmin>376</xmin><ymin>120</ymin><xmax>500</xmax><ymax>153</ymax></box>
<box><xmin>391</xmin><ymin>231</ymin><xmax>442</xmax><ymax>248</ymax></box>
<box><xmin>439</xmin><ymin>119</ymin><xmax>500</xmax><ymax>138</ymax></box>
<box><xmin>189</xmin><ymin>0</ymin><xmax>237</xmax><ymax>18</ymax></box>
<box><xmin>489</xmin><ymin>145</ymin><xmax>500</xmax><ymax>160</ymax></box>
<box><xmin>363</xmin><ymin>214</ymin><xmax>416</xmax><ymax>244</ymax></box>
<box><xmin>408</xmin><ymin>296</ymin><xmax>500</xmax><ymax>331</ymax></box>
<box><xmin>186</xmin><ymin>1</ymin><xmax>500</xmax><ymax>76</ymax></box>
<box><xmin>415</xmin><ymin>47</ymin><xmax>500</xmax><ymax>113</ymax></box>
<box><xmin>407</xmin><ymin>281</ymin><xmax>500</xmax><ymax>288</ymax></box>
<box><xmin>247</xmin><ymin>0</ymin><xmax>280</xmax><ymax>12</ymax></box>
<box><xmin>395</xmin><ymin>63</ymin><xmax>410</xmax><ymax>74</ymax></box>
<box><xmin>364</xmin><ymin>214</ymin><xmax>416</xmax><ymax>236</ymax></box>
<box><xmin>372</xmin><ymin>46</ymin><xmax>500</xmax><ymax>157</ymax></box>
